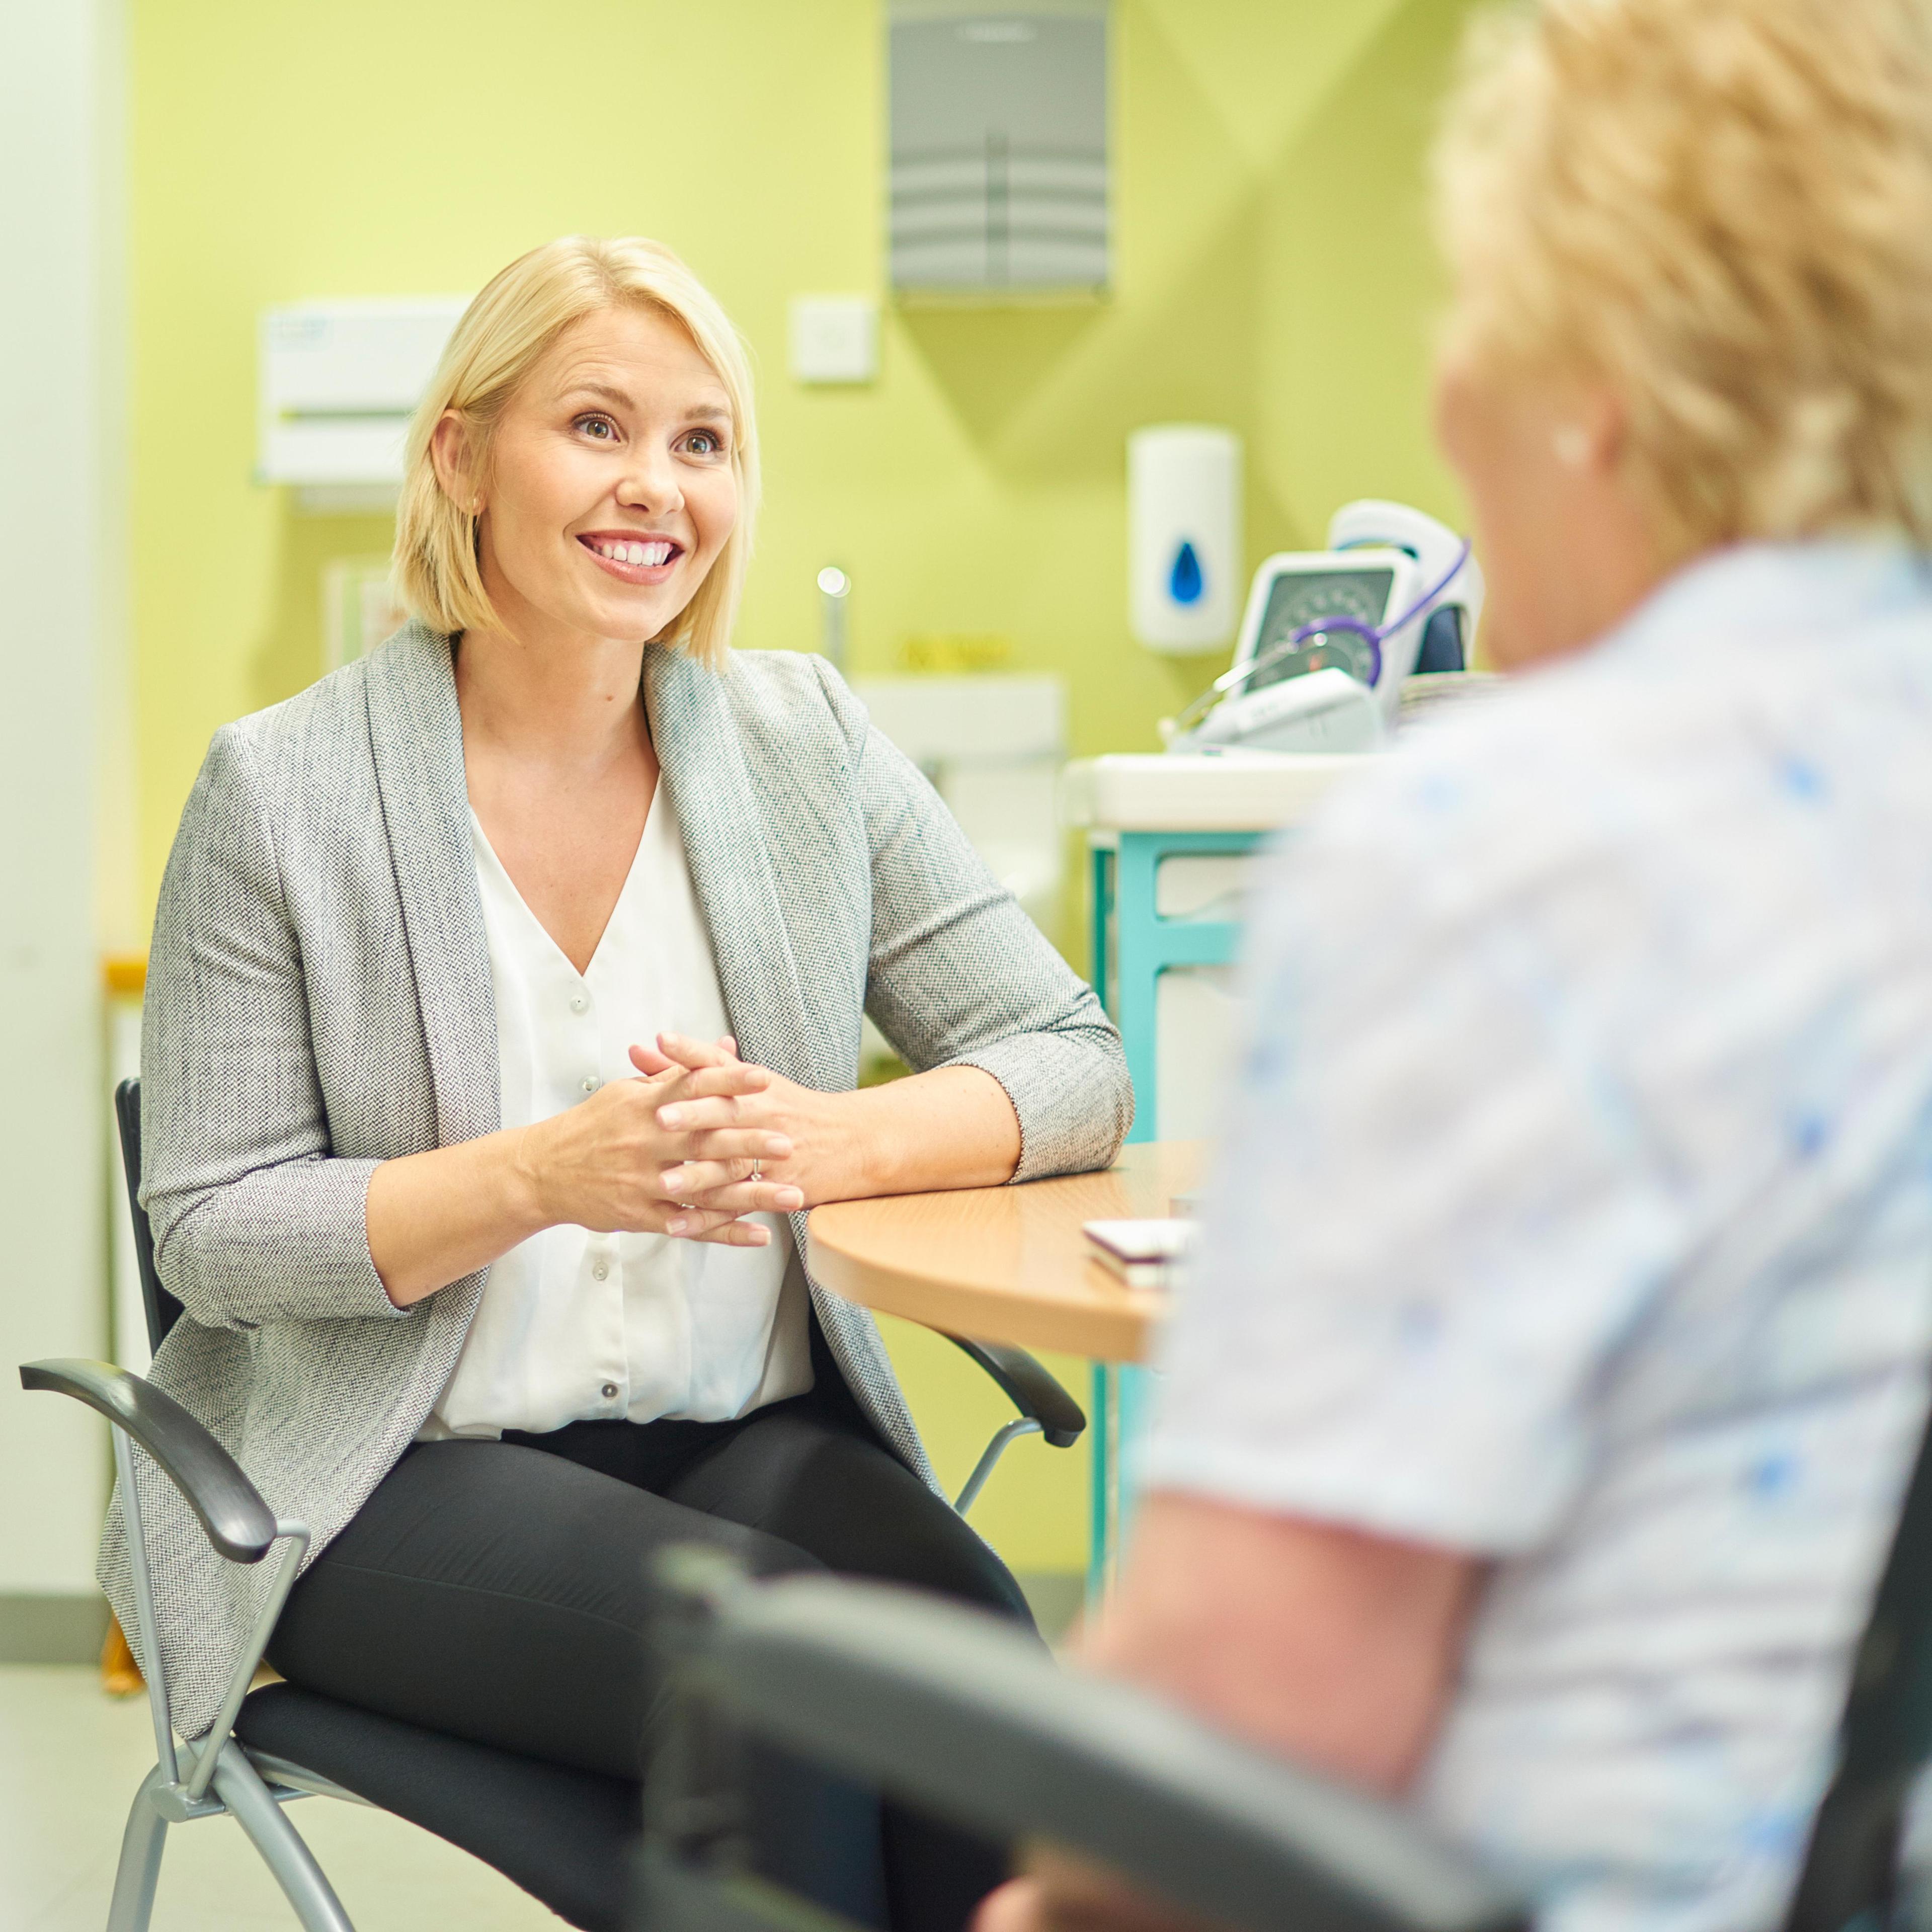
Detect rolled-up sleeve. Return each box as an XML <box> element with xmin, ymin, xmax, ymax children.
<box><xmin>820</xmin><ymin>663</ymin><xmax>1133</xmax><ymax>1180</ymax></box>
<box><xmin>1141</xmin><ymin>766</ymin><xmax>1684</xmax><ymax>1554</ymax></box>
<box><xmin>140</xmin><ymin>726</ymin><xmax>409</xmax><ymax>1329</ymax></box>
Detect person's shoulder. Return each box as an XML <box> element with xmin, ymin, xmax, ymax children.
<box><xmin>1353</xmin><ymin>543</ymin><xmax>1932</xmax><ymax>869</ymax></box>
<box><xmin>1284</xmin><ymin>594</ymin><xmax>1932</xmax><ymax>997</ymax></box>
<box><xmin>1332</xmin><ymin>608</ymin><xmax>1797</xmax><ymax>846</ymax></box>
<box><xmin>1310</xmin><ymin>662</ymin><xmax>1651</xmax><ymax>857</ymax></box>
<box><xmin>201</xmin><ymin>642</ymin><xmax>393</xmax><ymax>813</ymax></box>
<box><xmin>720</xmin><ymin>645</ymin><xmax>843</xmax><ymax>707</ymax></box>
<box><xmin>716</xmin><ymin>647</ymin><xmax>863</xmax><ymax>758</ymax></box>
<box><xmin>1273</xmin><ymin>645</ymin><xmax>1772</xmax><ymax>978</ymax></box>
<box><xmin>220</xmin><ymin>654</ymin><xmax>374</xmax><ymax>754</ymax></box>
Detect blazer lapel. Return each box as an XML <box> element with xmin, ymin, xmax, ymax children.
<box><xmin>647</xmin><ymin>649</ymin><xmax>820</xmax><ymax>1089</ymax></box>
<box><xmin>363</xmin><ymin>623</ymin><xmax>501</xmax><ymax>1150</ymax></box>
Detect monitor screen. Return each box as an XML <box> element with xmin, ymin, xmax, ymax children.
<box><xmin>1245</xmin><ymin>566</ymin><xmax>1396</xmax><ymax>693</ymax></box>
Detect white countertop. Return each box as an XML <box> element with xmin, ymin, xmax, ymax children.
<box><xmin>1061</xmin><ymin>752</ymin><xmax>1365</xmax><ymax>833</ymax></box>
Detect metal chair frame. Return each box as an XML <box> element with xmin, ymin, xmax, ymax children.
<box><xmin>16</xmin><ymin>1078</ymin><xmax>1089</xmax><ymax>1932</ymax></box>
<box><xmin>26</xmin><ymin>1354</ymin><xmax>361</xmax><ymax>1931</ymax></box>
<box><xmin>637</xmin><ymin>1553</ymin><xmax>1530</xmax><ymax>1932</ymax></box>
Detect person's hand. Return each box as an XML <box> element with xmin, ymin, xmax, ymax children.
<box><xmin>516</xmin><ymin>1051</ymin><xmax>803</xmax><ymax>1247</ymax></box>
<box><xmin>629</xmin><ymin>1031</ymin><xmax>861</xmax><ymax>1218</ymax></box>
<box><xmin>975</xmin><ymin>1854</ymin><xmax>1204</xmax><ymax>1932</ymax></box>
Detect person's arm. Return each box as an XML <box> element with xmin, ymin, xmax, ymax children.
<box><xmin>1086</xmin><ymin>1494</ymin><xmax>1483</xmax><ymax>1788</ymax></box>
<box><xmin>832</xmin><ymin>658</ymin><xmax>1132</xmax><ymax>1183</ymax></box>
<box><xmin>973</xmin><ymin>729</ymin><xmax>1689</xmax><ymax>1932</ymax></box>
<box><xmin>140</xmin><ymin>726</ymin><xmax>412</xmax><ymax>1330</ymax></box>
<box><xmin>630</xmin><ymin>1032</ymin><xmax>1020</xmax><ymax>1210</ymax></box>
<box><xmin>976</xmin><ymin>1494</ymin><xmax>1482</xmax><ymax>1932</ymax></box>
<box><xmin>634</xmin><ymin>659</ymin><xmax>1131</xmax><ymax>1215</ymax></box>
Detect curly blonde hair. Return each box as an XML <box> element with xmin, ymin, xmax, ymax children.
<box><xmin>1433</xmin><ymin>0</ymin><xmax>1932</xmax><ymax>551</ymax></box>
<box><xmin>393</xmin><ymin>236</ymin><xmax>759</xmax><ymax>669</ymax></box>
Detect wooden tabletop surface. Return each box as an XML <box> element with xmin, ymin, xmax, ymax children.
<box><xmin>806</xmin><ymin>1141</ymin><xmax>1204</xmax><ymax>1364</ymax></box>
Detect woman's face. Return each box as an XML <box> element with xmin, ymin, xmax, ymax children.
<box><xmin>458</xmin><ymin>304</ymin><xmax>739</xmax><ymax>649</ymax></box>
<box><xmin>1432</xmin><ymin>337</ymin><xmax>1662</xmax><ymax>671</ymax></box>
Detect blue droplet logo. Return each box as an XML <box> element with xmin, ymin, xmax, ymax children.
<box><xmin>1169</xmin><ymin>541</ymin><xmax>1204</xmax><ymax>606</ymax></box>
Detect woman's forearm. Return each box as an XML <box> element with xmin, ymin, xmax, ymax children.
<box><xmin>824</xmin><ymin>1064</ymin><xmax>1021</xmax><ymax>1200</ymax></box>
<box><xmin>365</xmin><ymin>1129</ymin><xmax>546</xmax><ymax>1307</ymax></box>
<box><xmin>362</xmin><ymin>1068</ymin><xmax>1005</xmax><ymax>1307</ymax></box>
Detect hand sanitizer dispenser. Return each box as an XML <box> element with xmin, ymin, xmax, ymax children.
<box><xmin>1128</xmin><ymin>424</ymin><xmax>1241</xmax><ymax>654</ymax></box>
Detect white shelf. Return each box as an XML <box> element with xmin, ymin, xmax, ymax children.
<box><xmin>1061</xmin><ymin>752</ymin><xmax>1363</xmax><ymax>833</ymax></box>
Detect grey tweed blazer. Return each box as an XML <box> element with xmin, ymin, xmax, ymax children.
<box><xmin>101</xmin><ymin>622</ymin><xmax>1131</xmax><ymax>1741</ymax></box>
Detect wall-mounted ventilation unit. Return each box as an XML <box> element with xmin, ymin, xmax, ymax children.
<box><xmin>889</xmin><ymin>2</ymin><xmax>1109</xmax><ymax>299</ymax></box>
<box><xmin>259</xmin><ymin>296</ymin><xmax>469</xmax><ymax>508</ymax></box>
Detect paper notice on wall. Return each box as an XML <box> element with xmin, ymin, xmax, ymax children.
<box><xmin>323</xmin><ymin>557</ymin><xmax>408</xmax><ymax>670</ymax></box>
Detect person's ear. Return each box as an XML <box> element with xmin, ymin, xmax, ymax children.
<box><xmin>430</xmin><ymin>412</ymin><xmax>483</xmax><ymax>517</ymax></box>
<box><xmin>1550</xmin><ymin>384</ymin><xmax>1626</xmax><ymax>479</ymax></box>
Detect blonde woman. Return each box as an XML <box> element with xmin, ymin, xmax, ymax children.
<box><xmin>108</xmin><ymin>236</ymin><xmax>1131</xmax><ymax>1930</ymax></box>
<box><xmin>984</xmin><ymin>3</ymin><xmax>1932</xmax><ymax>1931</ymax></box>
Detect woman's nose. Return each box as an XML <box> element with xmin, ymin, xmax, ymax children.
<box><xmin>616</xmin><ymin>445</ymin><xmax>683</xmax><ymax>515</ymax></box>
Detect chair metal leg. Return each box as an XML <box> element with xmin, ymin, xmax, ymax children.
<box><xmin>209</xmin><ymin>1741</ymin><xmax>356</xmax><ymax>1932</ymax></box>
<box><xmin>105</xmin><ymin>1766</ymin><xmax>170</xmax><ymax>1932</ymax></box>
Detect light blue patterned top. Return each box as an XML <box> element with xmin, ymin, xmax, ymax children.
<box><xmin>1142</xmin><ymin>542</ymin><xmax>1932</xmax><ymax>1932</ymax></box>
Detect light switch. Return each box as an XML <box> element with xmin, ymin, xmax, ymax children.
<box><xmin>788</xmin><ymin>295</ymin><xmax>879</xmax><ymax>385</ymax></box>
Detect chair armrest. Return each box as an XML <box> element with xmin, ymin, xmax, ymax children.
<box><xmin>21</xmin><ymin>1358</ymin><xmax>277</xmax><ymax>1564</ymax></box>
<box><xmin>942</xmin><ymin>1336</ymin><xmax>1086</xmax><ymax>1447</ymax></box>
<box><xmin>655</xmin><ymin>1558</ymin><xmax>1526</xmax><ymax>1932</ymax></box>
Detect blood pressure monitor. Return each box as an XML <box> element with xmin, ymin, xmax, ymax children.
<box><xmin>1235</xmin><ymin>552</ymin><xmax>1419</xmax><ymax>699</ymax></box>
<box><xmin>1173</xmin><ymin>549</ymin><xmax>1419</xmax><ymax>756</ymax></box>
<box><xmin>1166</xmin><ymin>502</ymin><xmax>1483</xmax><ymax>757</ymax></box>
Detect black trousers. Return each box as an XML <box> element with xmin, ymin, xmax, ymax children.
<box><xmin>267</xmin><ymin>1370</ymin><xmax>1032</xmax><ymax>1932</ymax></box>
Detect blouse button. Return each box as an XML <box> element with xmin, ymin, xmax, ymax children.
<box><xmin>581</xmin><ymin>1075</ymin><xmax>601</xmax><ymax>1095</ymax></box>
<box><xmin>571</xmin><ymin>994</ymin><xmax>588</xmax><ymax>1014</ymax></box>
<box><xmin>601</xmin><ymin>1382</ymin><xmax>619</xmax><ymax>1400</ymax></box>
<box><xmin>592</xmin><ymin>1260</ymin><xmax>610</xmax><ymax>1282</ymax></box>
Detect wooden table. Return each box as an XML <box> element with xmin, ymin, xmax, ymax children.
<box><xmin>806</xmin><ymin>1140</ymin><xmax>1202</xmax><ymax>1365</ymax></box>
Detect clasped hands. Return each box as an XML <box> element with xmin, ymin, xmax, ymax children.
<box><xmin>516</xmin><ymin>1030</ymin><xmax>848</xmax><ymax>1247</ymax></box>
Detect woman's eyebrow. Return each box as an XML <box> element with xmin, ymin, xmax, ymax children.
<box><xmin>561</xmin><ymin>380</ymin><xmax>634</xmax><ymax>409</ymax></box>
<box><xmin>556</xmin><ymin>380</ymin><xmax>732</xmax><ymax>425</ymax></box>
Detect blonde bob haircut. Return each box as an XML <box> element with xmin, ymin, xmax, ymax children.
<box><xmin>394</xmin><ymin>235</ymin><xmax>759</xmax><ymax>670</ymax></box>
<box><xmin>1433</xmin><ymin>0</ymin><xmax>1932</xmax><ymax>553</ymax></box>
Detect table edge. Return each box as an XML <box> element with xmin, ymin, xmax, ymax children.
<box><xmin>806</xmin><ymin>1234</ymin><xmax>1155</xmax><ymax>1365</ymax></box>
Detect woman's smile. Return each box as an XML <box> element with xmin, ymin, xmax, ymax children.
<box><xmin>579</xmin><ymin>530</ymin><xmax>684</xmax><ymax>585</ymax></box>
<box><xmin>435</xmin><ymin>301</ymin><xmax>742</xmax><ymax>652</ymax></box>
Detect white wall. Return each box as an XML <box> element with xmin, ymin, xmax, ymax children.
<box><xmin>0</xmin><ymin>0</ymin><xmax>124</xmax><ymax>1601</ymax></box>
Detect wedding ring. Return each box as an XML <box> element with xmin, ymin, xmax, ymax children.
<box><xmin>751</xmin><ymin>1158</ymin><xmax>763</xmax><ymax>1184</ymax></box>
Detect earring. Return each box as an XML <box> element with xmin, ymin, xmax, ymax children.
<box><xmin>1552</xmin><ymin>426</ymin><xmax>1591</xmax><ymax>467</ymax></box>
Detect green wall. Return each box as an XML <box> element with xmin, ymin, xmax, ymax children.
<box><xmin>129</xmin><ymin>0</ymin><xmax>1477</xmax><ymax>1574</ymax></box>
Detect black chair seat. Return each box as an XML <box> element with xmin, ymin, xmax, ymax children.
<box><xmin>235</xmin><ymin>1683</ymin><xmax>638</xmax><ymax>1932</ymax></box>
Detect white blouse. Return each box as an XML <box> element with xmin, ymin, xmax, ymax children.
<box><xmin>423</xmin><ymin>784</ymin><xmax>813</xmax><ymax>1439</ymax></box>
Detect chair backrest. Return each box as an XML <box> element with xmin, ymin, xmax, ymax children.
<box><xmin>1784</xmin><ymin>1377</ymin><xmax>1932</xmax><ymax>1931</ymax></box>
<box><xmin>113</xmin><ymin>1078</ymin><xmax>185</xmax><ymax>1354</ymax></box>
<box><xmin>645</xmin><ymin>1373</ymin><xmax>1932</xmax><ymax>1932</ymax></box>
<box><xmin>639</xmin><ymin>1553</ymin><xmax>1531</xmax><ymax>1932</ymax></box>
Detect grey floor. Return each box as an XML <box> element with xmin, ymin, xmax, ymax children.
<box><xmin>2</xmin><ymin>1666</ymin><xmax>557</xmax><ymax>1931</ymax></box>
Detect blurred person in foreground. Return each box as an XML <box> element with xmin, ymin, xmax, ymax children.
<box><xmin>984</xmin><ymin>1</ymin><xmax>1932</xmax><ymax>1928</ymax></box>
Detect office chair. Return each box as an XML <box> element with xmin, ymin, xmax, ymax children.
<box><xmin>15</xmin><ymin>1077</ymin><xmax>1088</xmax><ymax>1932</ymax></box>
<box><xmin>639</xmin><ymin>1552</ymin><xmax>1527</xmax><ymax>1932</ymax></box>
<box><xmin>638</xmin><ymin>1353</ymin><xmax>1932</xmax><ymax>1932</ymax></box>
